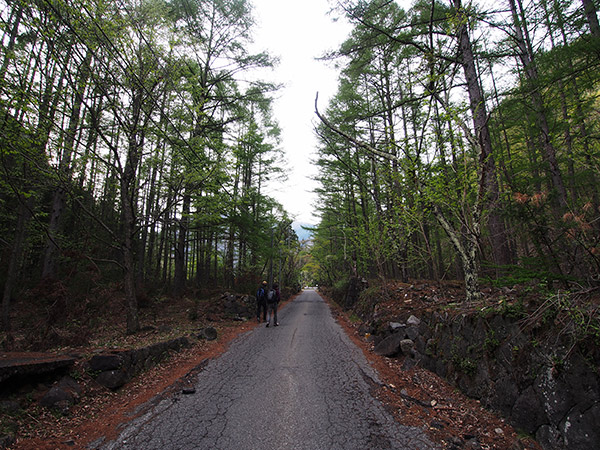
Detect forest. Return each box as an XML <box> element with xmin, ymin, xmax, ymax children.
<box><xmin>0</xmin><ymin>0</ymin><xmax>304</xmax><ymax>342</ymax></box>
<box><xmin>1</xmin><ymin>0</ymin><xmax>600</xmax><ymax>350</ymax></box>
<box><xmin>309</xmin><ymin>0</ymin><xmax>600</xmax><ymax>309</ymax></box>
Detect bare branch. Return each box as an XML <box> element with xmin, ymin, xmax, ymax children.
<box><xmin>314</xmin><ymin>92</ymin><xmax>399</xmax><ymax>163</ymax></box>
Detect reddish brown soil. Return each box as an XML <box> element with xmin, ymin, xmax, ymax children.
<box><xmin>5</xmin><ymin>287</ymin><xmax>541</xmax><ymax>450</ymax></box>
<box><xmin>9</xmin><ymin>321</ymin><xmax>258</xmax><ymax>450</ymax></box>
<box><xmin>327</xmin><ymin>296</ymin><xmax>541</xmax><ymax>450</ymax></box>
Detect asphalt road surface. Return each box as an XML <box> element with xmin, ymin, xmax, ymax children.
<box><xmin>95</xmin><ymin>289</ymin><xmax>438</xmax><ymax>450</ymax></box>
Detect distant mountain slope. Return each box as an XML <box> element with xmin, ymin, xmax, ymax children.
<box><xmin>292</xmin><ymin>222</ymin><xmax>314</xmax><ymax>241</ymax></box>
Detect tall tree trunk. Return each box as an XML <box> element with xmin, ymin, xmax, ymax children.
<box><xmin>554</xmin><ymin>0</ymin><xmax>600</xmax><ymax>225</ymax></box>
<box><xmin>508</xmin><ymin>0</ymin><xmax>568</xmax><ymax>211</ymax></box>
<box><xmin>173</xmin><ymin>187</ymin><xmax>191</xmax><ymax>296</ymax></box>
<box><xmin>42</xmin><ymin>51</ymin><xmax>92</xmax><ymax>279</ymax></box>
<box><xmin>198</xmin><ymin>229</ymin><xmax>205</xmax><ymax>285</ymax></box>
<box><xmin>121</xmin><ymin>181</ymin><xmax>139</xmax><ymax>334</ymax></box>
<box><xmin>157</xmin><ymin>163</ymin><xmax>176</xmax><ymax>283</ymax></box>
<box><xmin>212</xmin><ymin>232</ymin><xmax>218</xmax><ymax>285</ymax></box>
<box><xmin>78</xmin><ymin>94</ymin><xmax>103</xmax><ymax>191</ymax></box>
<box><xmin>0</xmin><ymin>3</ymin><xmax>23</xmax><ymax>82</ymax></box>
<box><xmin>120</xmin><ymin>88</ymin><xmax>145</xmax><ymax>334</ymax></box>
<box><xmin>582</xmin><ymin>0</ymin><xmax>600</xmax><ymax>36</ymax></box>
<box><xmin>541</xmin><ymin>0</ymin><xmax>577</xmax><ymax>201</ymax></box>
<box><xmin>206</xmin><ymin>231</ymin><xmax>214</xmax><ymax>284</ymax></box>
<box><xmin>454</xmin><ymin>0</ymin><xmax>511</xmax><ymax>272</ymax></box>
<box><xmin>225</xmin><ymin>162</ymin><xmax>241</xmax><ymax>288</ymax></box>
<box><xmin>226</xmin><ymin>225</ymin><xmax>235</xmax><ymax>288</ymax></box>
<box><xmin>452</xmin><ymin>0</ymin><xmax>511</xmax><ymax>292</ymax></box>
<box><xmin>157</xmin><ymin>209</ymin><xmax>168</xmax><ymax>283</ymax></box>
<box><xmin>144</xmin><ymin>145</ymin><xmax>164</xmax><ymax>283</ymax></box>
<box><xmin>2</xmin><ymin>198</ymin><xmax>31</xmax><ymax>333</ymax></box>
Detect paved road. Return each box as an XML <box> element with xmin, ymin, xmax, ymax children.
<box><xmin>94</xmin><ymin>289</ymin><xmax>438</xmax><ymax>450</ymax></box>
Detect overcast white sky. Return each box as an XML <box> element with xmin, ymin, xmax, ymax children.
<box><xmin>249</xmin><ymin>0</ymin><xmax>352</xmax><ymax>225</ymax></box>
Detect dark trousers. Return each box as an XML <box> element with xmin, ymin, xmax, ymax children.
<box><xmin>256</xmin><ymin>301</ymin><xmax>267</xmax><ymax>321</ymax></box>
<box><xmin>266</xmin><ymin>302</ymin><xmax>278</xmax><ymax>325</ymax></box>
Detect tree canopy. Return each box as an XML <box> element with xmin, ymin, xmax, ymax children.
<box><xmin>310</xmin><ymin>0</ymin><xmax>600</xmax><ymax>300</ymax></box>
<box><xmin>0</xmin><ymin>0</ymin><xmax>302</xmax><ymax>336</ymax></box>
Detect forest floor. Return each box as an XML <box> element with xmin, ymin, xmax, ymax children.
<box><xmin>2</xmin><ymin>282</ymin><xmax>544</xmax><ymax>450</ymax></box>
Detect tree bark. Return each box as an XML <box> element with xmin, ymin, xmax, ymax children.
<box><xmin>42</xmin><ymin>51</ymin><xmax>92</xmax><ymax>279</ymax></box>
<box><xmin>541</xmin><ymin>0</ymin><xmax>577</xmax><ymax>201</ymax></box>
<box><xmin>120</xmin><ymin>86</ymin><xmax>145</xmax><ymax>334</ymax></box>
<box><xmin>173</xmin><ymin>187</ymin><xmax>191</xmax><ymax>296</ymax></box>
<box><xmin>554</xmin><ymin>0</ymin><xmax>600</xmax><ymax>226</ymax></box>
<box><xmin>2</xmin><ymin>199</ymin><xmax>31</xmax><ymax>333</ymax></box>
<box><xmin>433</xmin><ymin>205</ymin><xmax>481</xmax><ymax>302</ymax></box>
<box><xmin>121</xmin><ymin>155</ymin><xmax>140</xmax><ymax>334</ymax></box>
<box><xmin>509</xmin><ymin>0</ymin><xmax>568</xmax><ymax>211</ymax></box>
<box><xmin>121</xmin><ymin>187</ymin><xmax>140</xmax><ymax>334</ymax></box>
<box><xmin>582</xmin><ymin>0</ymin><xmax>600</xmax><ymax>36</ymax></box>
<box><xmin>454</xmin><ymin>0</ymin><xmax>512</xmax><ymax>270</ymax></box>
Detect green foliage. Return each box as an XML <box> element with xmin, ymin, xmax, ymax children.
<box><xmin>69</xmin><ymin>370</ymin><xmax>84</xmax><ymax>381</ymax></box>
<box><xmin>484</xmin><ymin>329</ymin><xmax>500</xmax><ymax>353</ymax></box>
<box><xmin>312</xmin><ymin>0</ymin><xmax>600</xmax><ymax>311</ymax></box>
<box><xmin>459</xmin><ymin>358</ymin><xmax>478</xmax><ymax>376</ymax></box>
<box><xmin>485</xmin><ymin>258</ymin><xmax>575</xmax><ymax>289</ymax></box>
<box><xmin>425</xmin><ymin>337</ymin><xmax>439</xmax><ymax>357</ymax></box>
<box><xmin>450</xmin><ymin>342</ymin><xmax>478</xmax><ymax>376</ymax></box>
<box><xmin>345</xmin><ymin>284</ymin><xmax>381</xmax><ymax>321</ymax></box>
<box><xmin>0</xmin><ymin>0</ymin><xmax>298</xmax><ymax>337</ymax></box>
<box><xmin>498</xmin><ymin>297</ymin><xmax>527</xmax><ymax>320</ymax></box>
<box><xmin>349</xmin><ymin>313</ymin><xmax>362</xmax><ymax>323</ymax></box>
<box><xmin>329</xmin><ymin>277</ymin><xmax>350</xmax><ymax>305</ymax></box>
<box><xmin>554</xmin><ymin>293</ymin><xmax>600</xmax><ymax>342</ymax></box>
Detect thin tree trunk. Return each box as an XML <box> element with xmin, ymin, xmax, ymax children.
<box><xmin>79</xmin><ymin>94</ymin><xmax>102</xmax><ymax>191</ymax></box>
<box><xmin>433</xmin><ymin>205</ymin><xmax>481</xmax><ymax>302</ymax></box>
<box><xmin>195</xmin><ymin>230</ymin><xmax>203</xmax><ymax>286</ymax></box>
<box><xmin>541</xmin><ymin>0</ymin><xmax>577</xmax><ymax>201</ymax></box>
<box><xmin>205</xmin><ymin>231</ymin><xmax>213</xmax><ymax>284</ymax></box>
<box><xmin>582</xmin><ymin>0</ymin><xmax>600</xmax><ymax>36</ymax></box>
<box><xmin>509</xmin><ymin>0</ymin><xmax>568</xmax><ymax>210</ymax></box>
<box><xmin>554</xmin><ymin>0</ymin><xmax>600</xmax><ymax>225</ymax></box>
<box><xmin>42</xmin><ymin>51</ymin><xmax>92</xmax><ymax>279</ymax></box>
<box><xmin>158</xmin><ymin>212</ymin><xmax>168</xmax><ymax>283</ymax></box>
<box><xmin>0</xmin><ymin>3</ymin><xmax>23</xmax><ymax>82</ymax></box>
<box><xmin>214</xmin><ymin>235</ymin><xmax>219</xmax><ymax>285</ymax></box>
<box><xmin>2</xmin><ymin>198</ymin><xmax>31</xmax><ymax>333</ymax></box>
<box><xmin>174</xmin><ymin>187</ymin><xmax>191</xmax><ymax>296</ymax></box>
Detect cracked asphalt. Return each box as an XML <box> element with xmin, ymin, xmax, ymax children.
<box><xmin>93</xmin><ymin>289</ymin><xmax>439</xmax><ymax>450</ymax></box>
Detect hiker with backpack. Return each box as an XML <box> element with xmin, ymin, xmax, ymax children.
<box><xmin>256</xmin><ymin>280</ymin><xmax>268</xmax><ymax>323</ymax></box>
<box><xmin>265</xmin><ymin>282</ymin><xmax>280</xmax><ymax>327</ymax></box>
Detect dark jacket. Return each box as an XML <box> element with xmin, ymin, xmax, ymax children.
<box><xmin>256</xmin><ymin>287</ymin><xmax>266</xmax><ymax>303</ymax></box>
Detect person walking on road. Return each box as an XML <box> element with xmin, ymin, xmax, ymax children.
<box><xmin>256</xmin><ymin>281</ymin><xmax>267</xmax><ymax>323</ymax></box>
<box><xmin>265</xmin><ymin>282</ymin><xmax>280</xmax><ymax>327</ymax></box>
